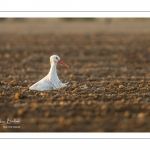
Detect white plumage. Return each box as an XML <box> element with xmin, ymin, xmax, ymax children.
<box><xmin>29</xmin><ymin>55</ymin><xmax>69</xmax><ymax>91</ymax></box>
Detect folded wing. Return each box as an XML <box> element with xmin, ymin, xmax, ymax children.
<box><xmin>29</xmin><ymin>76</ymin><xmax>54</xmax><ymax>91</ymax></box>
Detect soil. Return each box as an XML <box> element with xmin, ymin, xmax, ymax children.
<box><xmin>0</xmin><ymin>20</ymin><xmax>150</xmax><ymax>132</ymax></box>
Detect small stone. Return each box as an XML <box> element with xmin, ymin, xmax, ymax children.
<box><xmin>140</xmin><ymin>80</ymin><xmax>144</xmax><ymax>83</ymax></box>
<box><xmin>87</xmin><ymin>101</ymin><xmax>92</xmax><ymax>105</ymax></box>
<box><xmin>147</xmin><ymin>106</ymin><xmax>150</xmax><ymax>110</ymax></box>
<box><xmin>119</xmin><ymin>85</ymin><xmax>124</xmax><ymax>89</ymax></box>
<box><xmin>44</xmin><ymin>112</ymin><xmax>50</xmax><ymax>117</ymax></box>
<box><xmin>1</xmin><ymin>91</ymin><xmax>5</xmax><ymax>95</ymax></box>
<box><xmin>121</xmin><ymin>99</ymin><xmax>125</xmax><ymax>103</ymax></box>
<box><xmin>60</xmin><ymin>101</ymin><xmax>64</xmax><ymax>105</ymax></box>
<box><xmin>17</xmin><ymin>109</ymin><xmax>25</xmax><ymax>115</ymax></box>
<box><xmin>137</xmin><ymin>113</ymin><xmax>145</xmax><ymax>119</ymax></box>
<box><xmin>30</xmin><ymin>103</ymin><xmax>38</xmax><ymax>111</ymax></box>
<box><xmin>69</xmin><ymin>74</ymin><xmax>73</xmax><ymax>78</ymax></box>
<box><xmin>101</xmin><ymin>104</ymin><xmax>107</xmax><ymax>110</ymax></box>
<box><xmin>72</xmin><ymin>89</ymin><xmax>78</xmax><ymax>92</ymax></box>
<box><xmin>59</xmin><ymin>97</ymin><xmax>65</xmax><ymax>101</ymax></box>
<box><xmin>81</xmin><ymin>101</ymin><xmax>85</xmax><ymax>105</ymax></box>
<box><xmin>139</xmin><ymin>84</ymin><xmax>143</xmax><ymax>87</ymax></box>
<box><xmin>15</xmin><ymin>93</ymin><xmax>20</xmax><ymax>99</ymax></box>
<box><xmin>76</xmin><ymin>116</ymin><xmax>83</xmax><ymax>122</ymax></box>
<box><xmin>21</xmin><ymin>89</ymin><xmax>27</xmax><ymax>92</ymax></box>
<box><xmin>124</xmin><ymin>111</ymin><xmax>130</xmax><ymax>117</ymax></box>
<box><xmin>147</xmin><ymin>47</ymin><xmax>150</xmax><ymax>52</ymax></box>
<box><xmin>136</xmin><ymin>98</ymin><xmax>141</xmax><ymax>102</ymax></box>
<box><xmin>141</xmin><ymin>105</ymin><xmax>146</xmax><ymax>109</ymax></box>
<box><xmin>64</xmin><ymin>119</ymin><xmax>72</xmax><ymax>125</ymax></box>
<box><xmin>40</xmin><ymin>93</ymin><xmax>45</xmax><ymax>96</ymax></box>
<box><xmin>94</xmin><ymin>95</ymin><xmax>98</xmax><ymax>99</ymax></box>
<box><xmin>59</xmin><ymin>116</ymin><xmax>64</xmax><ymax>122</ymax></box>
<box><xmin>80</xmin><ymin>85</ymin><xmax>88</xmax><ymax>89</ymax></box>
<box><xmin>4</xmin><ymin>53</ymin><xmax>10</xmax><ymax>58</ymax></box>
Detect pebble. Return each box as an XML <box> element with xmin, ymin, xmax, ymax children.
<box><xmin>59</xmin><ymin>116</ymin><xmax>64</xmax><ymax>122</ymax></box>
<box><xmin>60</xmin><ymin>101</ymin><xmax>64</xmax><ymax>105</ymax></box>
<box><xmin>119</xmin><ymin>85</ymin><xmax>124</xmax><ymax>89</ymax></box>
<box><xmin>64</xmin><ymin>119</ymin><xmax>72</xmax><ymax>126</ymax></box>
<box><xmin>72</xmin><ymin>89</ymin><xmax>78</xmax><ymax>93</ymax></box>
<box><xmin>121</xmin><ymin>99</ymin><xmax>125</xmax><ymax>103</ymax></box>
<box><xmin>30</xmin><ymin>103</ymin><xmax>38</xmax><ymax>111</ymax></box>
<box><xmin>81</xmin><ymin>101</ymin><xmax>85</xmax><ymax>105</ymax></box>
<box><xmin>101</xmin><ymin>104</ymin><xmax>107</xmax><ymax>110</ymax></box>
<box><xmin>80</xmin><ymin>85</ymin><xmax>88</xmax><ymax>89</ymax></box>
<box><xmin>15</xmin><ymin>93</ymin><xmax>20</xmax><ymax>99</ymax></box>
<box><xmin>1</xmin><ymin>91</ymin><xmax>5</xmax><ymax>95</ymax></box>
<box><xmin>59</xmin><ymin>97</ymin><xmax>65</xmax><ymax>101</ymax></box>
<box><xmin>17</xmin><ymin>109</ymin><xmax>25</xmax><ymax>115</ymax></box>
<box><xmin>76</xmin><ymin>116</ymin><xmax>83</xmax><ymax>122</ymax></box>
<box><xmin>137</xmin><ymin>113</ymin><xmax>145</xmax><ymax>119</ymax></box>
<box><xmin>40</xmin><ymin>93</ymin><xmax>45</xmax><ymax>96</ymax></box>
<box><xmin>124</xmin><ymin>111</ymin><xmax>130</xmax><ymax>117</ymax></box>
<box><xmin>44</xmin><ymin>112</ymin><xmax>50</xmax><ymax>117</ymax></box>
<box><xmin>87</xmin><ymin>101</ymin><xmax>92</xmax><ymax>105</ymax></box>
<box><xmin>139</xmin><ymin>84</ymin><xmax>143</xmax><ymax>87</ymax></box>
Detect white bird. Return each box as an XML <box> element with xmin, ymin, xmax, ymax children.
<box><xmin>29</xmin><ymin>55</ymin><xmax>70</xmax><ymax>91</ymax></box>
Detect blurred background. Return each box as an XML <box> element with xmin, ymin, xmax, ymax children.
<box><xmin>1</xmin><ymin>18</ymin><xmax>150</xmax><ymax>34</ymax></box>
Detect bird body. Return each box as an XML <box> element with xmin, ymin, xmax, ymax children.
<box><xmin>29</xmin><ymin>55</ymin><xmax>69</xmax><ymax>91</ymax></box>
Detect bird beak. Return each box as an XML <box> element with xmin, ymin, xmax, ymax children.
<box><xmin>58</xmin><ymin>60</ymin><xmax>70</xmax><ymax>68</ymax></box>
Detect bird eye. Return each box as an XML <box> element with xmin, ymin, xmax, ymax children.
<box><xmin>56</xmin><ymin>57</ymin><xmax>58</xmax><ymax>60</ymax></box>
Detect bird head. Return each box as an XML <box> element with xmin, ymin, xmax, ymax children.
<box><xmin>50</xmin><ymin>55</ymin><xmax>70</xmax><ymax>68</ymax></box>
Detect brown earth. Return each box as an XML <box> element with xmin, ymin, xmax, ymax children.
<box><xmin>0</xmin><ymin>19</ymin><xmax>150</xmax><ymax>132</ymax></box>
